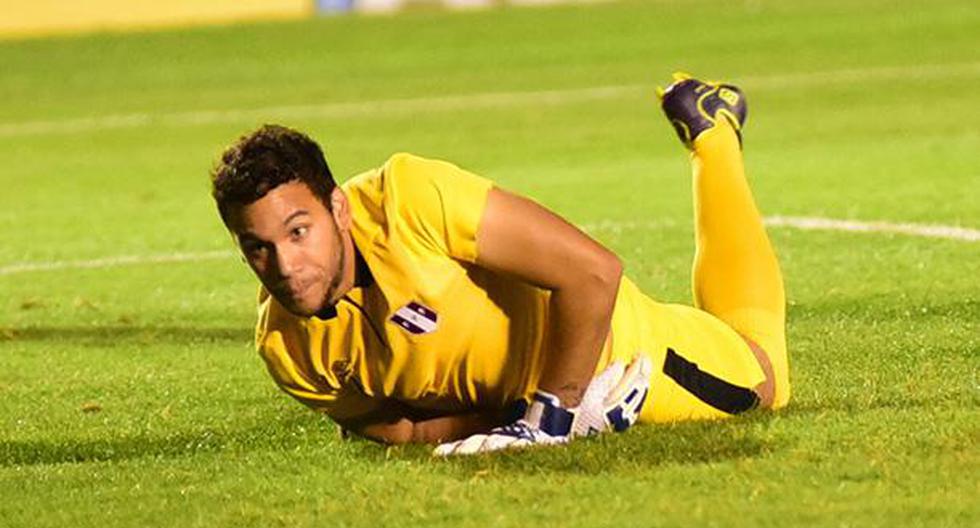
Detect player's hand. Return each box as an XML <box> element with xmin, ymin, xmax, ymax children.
<box><xmin>432</xmin><ymin>417</ymin><xmax>567</xmax><ymax>456</ymax></box>
<box><xmin>573</xmin><ymin>354</ymin><xmax>653</xmax><ymax>436</ymax></box>
<box><xmin>433</xmin><ymin>390</ymin><xmax>571</xmax><ymax>456</ymax></box>
<box><xmin>433</xmin><ymin>355</ymin><xmax>651</xmax><ymax>456</ymax></box>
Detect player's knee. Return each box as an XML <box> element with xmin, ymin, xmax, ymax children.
<box><xmin>753</xmin><ymin>378</ymin><xmax>775</xmax><ymax>410</ymax></box>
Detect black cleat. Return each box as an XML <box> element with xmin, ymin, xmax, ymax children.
<box><xmin>658</xmin><ymin>72</ymin><xmax>747</xmax><ymax>149</ymax></box>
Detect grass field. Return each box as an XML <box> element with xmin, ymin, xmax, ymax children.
<box><xmin>1</xmin><ymin>0</ymin><xmax>977</xmax><ymax>526</ymax></box>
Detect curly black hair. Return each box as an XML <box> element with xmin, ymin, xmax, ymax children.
<box><xmin>211</xmin><ymin>124</ymin><xmax>335</xmax><ymax>224</ymax></box>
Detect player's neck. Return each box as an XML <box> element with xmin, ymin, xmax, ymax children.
<box><xmin>340</xmin><ymin>232</ymin><xmax>371</xmax><ymax>293</ymax></box>
<box><xmin>351</xmin><ymin>242</ymin><xmax>373</xmax><ymax>289</ymax></box>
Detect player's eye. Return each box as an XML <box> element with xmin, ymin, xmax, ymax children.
<box><xmin>290</xmin><ymin>226</ymin><xmax>309</xmax><ymax>240</ymax></box>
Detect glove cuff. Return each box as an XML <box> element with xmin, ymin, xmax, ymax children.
<box><xmin>524</xmin><ymin>390</ymin><xmax>575</xmax><ymax>438</ymax></box>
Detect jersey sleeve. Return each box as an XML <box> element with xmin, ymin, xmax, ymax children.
<box><xmin>383</xmin><ymin>153</ymin><xmax>494</xmax><ymax>263</ymax></box>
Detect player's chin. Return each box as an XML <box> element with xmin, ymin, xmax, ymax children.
<box><xmin>277</xmin><ymin>290</ymin><xmax>326</xmax><ymax>317</ymax></box>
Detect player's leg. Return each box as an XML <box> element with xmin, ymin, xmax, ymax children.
<box><xmin>660</xmin><ymin>74</ymin><xmax>790</xmax><ymax>408</ymax></box>
<box><xmin>608</xmin><ymin>278</ymin><xmax>768</xmax><ymax>424</ymax></box>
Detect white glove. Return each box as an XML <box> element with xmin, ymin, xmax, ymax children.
<box><xmin>573</xmin><ymin>355</ymin><xmax>653</xmax><ymax>436</ymax></box>
<box><xmin>432</xmin><ymin>415</ymin><xmax>568</xmax><ymax>457</ymax></box>
<box><xmin>433</xmin><ymin>355</ymin><xmax>652</xmax><ymax>456</ymax></box>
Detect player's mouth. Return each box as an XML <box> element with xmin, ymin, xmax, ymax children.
<box><xmin>271</xmin><ymin>280</ymin><xmax>311</xmax><ymax>304</ymax></box>
<box><xmin>286</xmin><ymin>282</ymin><xmax>312</xmax><ymax>300</ymax></box>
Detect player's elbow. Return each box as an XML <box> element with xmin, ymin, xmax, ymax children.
<box><xmin>346</xmin><ymin>416</ymin><xmax>416</xmax><ymax>445</ymax></box>
<box><xmin>585</xmin><ymin>249</ymin><xmax>623</xmax><ymax>295</ymax></box>
<box><xmin>369</xmin><ymin>419</ymin><xmax>437</xmax><ymax>445</ymax></box>
<box><xmin>381</xmin><ymin>425</ymin><xmax>414</xmax><ymax>445</ymax></box>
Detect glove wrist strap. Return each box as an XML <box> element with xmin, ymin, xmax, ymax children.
<box><xmin>524</xmin><ymin>390</ymin><xmax>575</xmax><ymax>437</ymax></box>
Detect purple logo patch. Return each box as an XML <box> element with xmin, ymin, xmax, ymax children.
<box><xmin>390</xmin><ymin>301</ymin><xmax>438</xmax><ymax>335</ymax></box>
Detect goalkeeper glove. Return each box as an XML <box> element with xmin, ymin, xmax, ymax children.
<box><xmin>573</xmin><ymin>354</ymin><xmax>652</xmax><ymax>436</ymax></box>
<box><xmin>433</xmin><ymin>355</ymin><xmax>652</xmax><ymax>456</ymax></box>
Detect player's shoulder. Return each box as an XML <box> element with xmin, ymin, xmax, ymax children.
<box><xmin>345</xmin><ymin>152</ymin><xmax>470</xmax><ymax>211</ymax></box>
<box><xmin>382</xmin><ymin>152</ymin><xmax>462</xmax><ymax>187</ymax></box>
<box><xmin>384</xmin><ymin>151</ymin><xmax>445</xmax><ymax>171</ymax></box>
<box><xmin>346</xmin><ymin>152</ymin><xmax>484</xmax><ymax>190</ymax></box>
<box><xmin>342</xmin><ymin>152</ymin><xmax>429</xmax><ymax>196</ymax></box>
<box><xmin>384</xmin><ymin>151</ymin><xmax>425</xmax><ymax>168</ymax></box>
<box><xmin>343</xmin><ymin>152</ymin><xmax>492</xmax><ymax>249</ymax></box>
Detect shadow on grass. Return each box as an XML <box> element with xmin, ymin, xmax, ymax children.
<box><xmin>0</xmin><ymin>415</ymin><xmax>337</xmax><ymax>468</ymax></box>
<box><xmin>374</xmin><ymin>412</ymin><xmax>781</xmax><ymax>476</ymax></box>
<box><xmin>0</xmin><ymin>325</ymin><xmax>251</xmax><ymax>347</ymax></box>
<box><xmin>373</xmin><ymin>392</ymin><xmax>963</xmax><ymax>475</ymax></box>
<box><xmin>3</xmin><ymin>393</ymin><xmax>953</xmax><ymax>471</ymax></box>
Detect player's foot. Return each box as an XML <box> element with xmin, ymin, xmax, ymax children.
<box><xmin>657</xmin><ymin>72</ymin><xmax>747</xmax><ymax>149</ymax></box>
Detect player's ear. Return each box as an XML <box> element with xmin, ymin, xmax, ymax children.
<box><xmin>330</xmin><ymin>187</ymin><xmax>351</xmax><ymax>231</ymax></box>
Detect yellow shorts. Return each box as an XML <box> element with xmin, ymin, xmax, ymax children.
<box><xmin>605</xmin><ymin>277</ymin><xmax>767</xmax><ymax>423</ymax></box>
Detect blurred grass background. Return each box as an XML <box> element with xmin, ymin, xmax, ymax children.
<box><xmin>0</xmin><ymin>1</ymin><xmax>977</xmax><ymax>526</ymax></box>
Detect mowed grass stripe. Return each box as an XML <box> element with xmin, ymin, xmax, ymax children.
<box><xmin>1</xmin><ymin>215</ymin><xmax>976</xmax><ymax>276</ymax></box>
<box><xmin>1</xmin><ymin>60</ymin><xmax>977</xmax><ymax>138</ymax></box>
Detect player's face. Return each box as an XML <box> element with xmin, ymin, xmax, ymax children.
<box><xmin>226</xmin><ymin>181</ymin><xmax>351</xmax><ymax>317</ymax></box>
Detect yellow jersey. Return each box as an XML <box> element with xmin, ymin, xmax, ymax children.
<box><xmin>255</xmin><ymin>153</ymin><xmax>765</xmax><ymax>424</ymax></box>
<box><xmin>256</xmin><ymin>153</ymin><xmax>562</xmax><ymax>421</ymax></box>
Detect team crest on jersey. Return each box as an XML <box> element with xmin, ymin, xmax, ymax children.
<box><xmin>390</xmin><ymin>301</ymin><xmax>438</xmax><ymax>335</ymax></box>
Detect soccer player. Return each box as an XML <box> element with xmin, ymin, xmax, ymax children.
<box><xmin>209</xmin><ymin>74</ymin><xmax>789</xmax><ymax>455</ymax></box>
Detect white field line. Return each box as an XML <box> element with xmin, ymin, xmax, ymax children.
<box><xmin>764</xmin><ymin>216</ymin><xmax>980</xmax><ymax>242</ymax></box>
<box><xmin>2</xmin><ymin>61</ymin><xmax>978</xmax><ymax>138</ymax></box>
<box><xmin>1</xmin><ymin>216</ymin><xmax>976</xmax><ymax>276</ymax></box>
<box><xmin>0</xmin><ymin>249</ymin><xmax>233</xmax><ymax>276</ymax></box>
<box><xmin>0</xmin><ymin>85</ymin><xmax>645</xmax><ymax>138</ymax></box>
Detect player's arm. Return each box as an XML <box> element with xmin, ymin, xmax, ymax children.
<box><xmin>334</xmin><ymin>403</ymin><xmax>510</xmax><ymax>444</ymax></box>
<box><xmin>269</xmin><ymin>365</ymin><xmax>510</xmax><ymax>445</ymax></box>
<box><xmin>476</xmin><ymin>187</ymin><xmax>622</xmax><ymax>407</ymax></box>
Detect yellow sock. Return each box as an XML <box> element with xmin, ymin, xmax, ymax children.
<box><xmin>690</xmin><ymin>121</ymin><xmax>790</xmax><ymax>408</ymax></box>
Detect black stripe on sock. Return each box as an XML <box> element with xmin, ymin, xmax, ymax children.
<box><xmin>663</xmin><ymin>348</ymin><xmax>759</xmax><ymax>415</ymax></box>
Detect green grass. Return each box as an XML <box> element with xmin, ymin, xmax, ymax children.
<box><xmin>1</xmin><ymin>0</ymin><xmax>977</xmax><ymax>526</ymax></box>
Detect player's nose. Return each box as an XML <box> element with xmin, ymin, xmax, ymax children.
<box><xmin>272</xmin><ymin>244</ymin><xmax>302</xmax><ymax>279</ymax></box>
